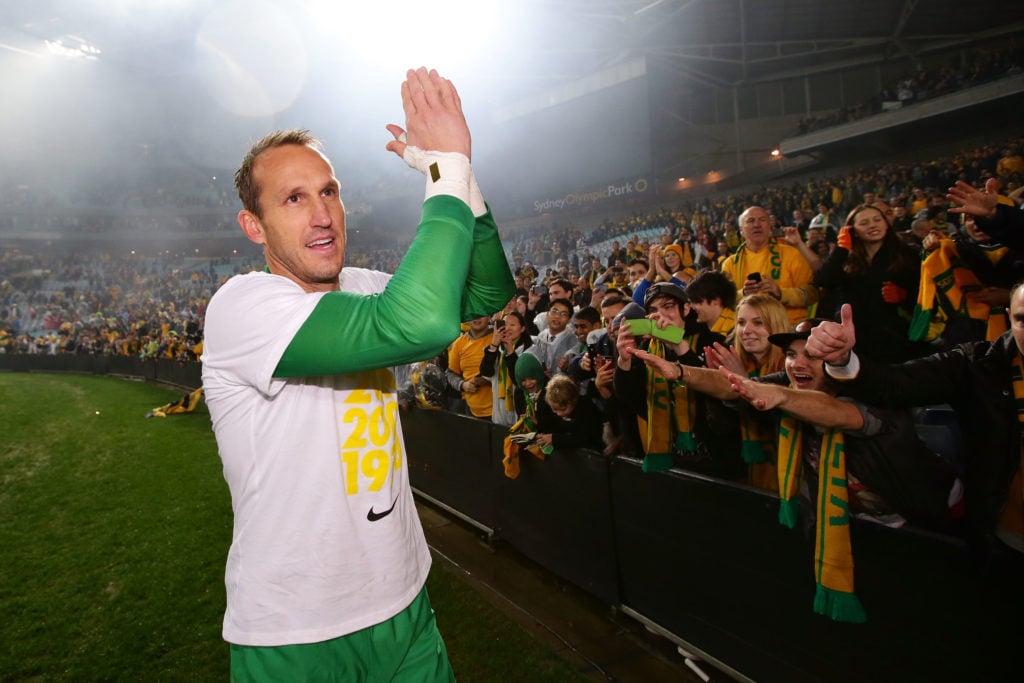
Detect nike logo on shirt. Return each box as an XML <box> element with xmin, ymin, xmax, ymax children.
<box><xmin>366</xmin><ymin>498</ymin><xmax>398</xmax><ymax>522</ymax></box>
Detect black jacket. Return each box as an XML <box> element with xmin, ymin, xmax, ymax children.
<box><xmin>758</xmin><ymin>372</ymin><xmax>958</xmax><ymax>530</ymax></box>
<box><xmin>839</xmin><ymin>333</ymin><xmax>1021</xmax><ymax>553</ymax></box>
<box><xmin>813</xmin><ymin>241</ymin><xmax>927</xmax><ymax>363</ymax></box>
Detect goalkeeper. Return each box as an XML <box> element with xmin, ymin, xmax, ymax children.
<box><xmin>202</xmin><ymin>67</ymin><xmax>513</xmax><ymax>681</ymax></box>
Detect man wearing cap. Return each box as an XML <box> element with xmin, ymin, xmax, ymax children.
<box><xmin>721</xmin><ymin>320</ymin><xmax>961</xmax><ymax>622</ymax></box>
<box><xmin>614</xmin><ymin>282</ymin><xmax>725</xmax><ymax>471</ymax></box>
<box><xmin>721</xmin><ymin>206</ymin><xmax>818</xmax><ymax>326</ymax></box>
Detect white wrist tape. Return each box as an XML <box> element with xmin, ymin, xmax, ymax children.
<box><xmin>401</xmin><ymin>146</ymin><xmax>474</xmax><ymax>211</ymax></box>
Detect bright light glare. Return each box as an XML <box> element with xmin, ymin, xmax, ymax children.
<box><xmin>45</xmin><ymin>36</ymin><xmax>102</xmax><ymax>60</ymax></box>
<box><xmin>195</xmin><ymin>0</ymin><xmax>307</xmax><ymax>117</ymax></box>
<box><xmin>313</xmin><ymin>0</ymin><xmax>497</xmax><ymax>73</ymax></box>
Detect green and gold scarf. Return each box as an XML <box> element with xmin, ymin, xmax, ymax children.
<box><xmin>739</xmin><ymin>364</ymin><xmax>779</xmax><ymax>491</ymax></box>
<box><xmin>637</xmin><ymin>337</ymin><xmax>697</xmax><ymax>472</ymax></box>
<box><xmin>777</xmin><ymin>414</ymin><xmax>867</xmax><ymax>623</ymax></box>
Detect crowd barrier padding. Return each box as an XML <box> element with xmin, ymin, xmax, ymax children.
<box><xmin>401</xmin><ymin>408</ymin><xmax>500</xmax><ymax>530</ymax></box>
<box><xmin>492</xmin><ymin>444</ymin><xmax>620</xmax><ymax>605</ymax></box>
<box><xmin>0</xmin><ymin>353</ymin><xmax>201</xmax><ymax>388</ymax></box>
<box><xmin>609</xmin><ymin>456</ymin><xmax>1022</xmax><ymax>682</ymax></box>
<box><xmin>4</xmin><ymin>355</ymin><xmax>1020</xmax><ymax>681</ymax></box>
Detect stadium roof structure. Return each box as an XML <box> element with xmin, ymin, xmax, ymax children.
<box><xmin>4</xmin><ymin>0</ymin><xmax>1021</xmax><ymax>111</ymax></box>
<box><xmin>1</xmin><ymin>1</ymin><xmax>1022</xmax><ymax>196</ymax></box>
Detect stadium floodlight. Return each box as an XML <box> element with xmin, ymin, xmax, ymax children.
<box><xmin>44</xmin><ymin>35</ymin><xmax>102</xmax><ymax>60</ymax></box>
<box><xmin>307</xmin><ymin>0</ymin><xmax>497</xmax><ymax>73</ymax></box>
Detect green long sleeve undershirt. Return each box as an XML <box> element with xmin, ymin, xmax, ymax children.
<box><xmin>460</xmin><ymin>205</ymin><xmax>516</xmax><ymax>321</ymax></box>
<box><xmin>274</xmin><ymin>196</ymin><xmax>513</xmax><ymax>378</ymax></box>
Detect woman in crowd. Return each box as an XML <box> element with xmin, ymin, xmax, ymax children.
<box><xmin>813</xmin><ymin>203</ymin><xmax>927</xmax><ymax>362</ymax></box>
<box><xmin>479</xmin><ymin>310</ymin><xmax>535</xmax><ymax>426</ymax></box>
<box><xmin>631</xmin><ymin>243</ymin><xmax>695</xmax><ymax>307</ymax></box>
<box><xmin>707</xmin><ymin>293</ymin><xmax>792</xmax><ymax>489</ymax></box>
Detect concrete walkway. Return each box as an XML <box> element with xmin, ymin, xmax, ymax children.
<box><xmin>418</xmin><ymin>501</ymin><xmax>730</xmax><ymax>682</ymax></box>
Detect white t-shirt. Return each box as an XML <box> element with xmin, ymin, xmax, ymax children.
<box><xmin>201</xmin><ymin>268</ymin><xmax>431</xmax><ymax>646</ymax></box>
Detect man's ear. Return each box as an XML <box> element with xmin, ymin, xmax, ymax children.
<box><xmin>238</xmin><ymin>210</ymin><xmax>266</xmax><ymax>245</ymax></box>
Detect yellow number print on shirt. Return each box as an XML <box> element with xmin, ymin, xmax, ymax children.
<box><xmin>338</xmin><ymin>369</ymin><xmax>404</xmax><ymax>495</ymax></box>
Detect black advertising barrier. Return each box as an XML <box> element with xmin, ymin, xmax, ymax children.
<box><xmin>0</xmin><ymin>353</ymin><xmax>199</xmax><ymax>388</ymax></box>
<box><xmin>155</xmin><ymin>358</ymin><xmax>202</xmax><ymax>387</ymax></box>
<box><xmin>609</xmin><ymin>456</ymin><xmax>1023</xmax><ymax>682</ymax></box>
<box><xmin>401</xmin><ymin>407</ymin><xmax>500</xmax><ymax>530</ymax></box>
<box><xmin>4</xmin><ymin>355</ymin><xmax>1020</xmax><ymax>680</ymax></box>
<box><xmin>493</xmin><ymin>447</ymin><xmax>620</xmax><ymax>605</ymax></box>
<box><xmin>107</xmin><ymin>355</ymin><xmax>135</xmax><ymax>377</ymax></box>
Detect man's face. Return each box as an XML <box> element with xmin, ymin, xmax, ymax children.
<box><xmin>1012</xmin><ymin>288</ymin><xmax>1024</xmax><ymax>356</ymax></box>
<box><xmin>240</xmin><ymin>144</ymin><xmax>346</xmax><ymax>293</ymax></box>
<box><xmin>690</xmin><ymin>297</ymin><xmax>722</xmax><ymax>325</ymax></box>
<box><xmin>573</xmin><ymin>318</ymin><xmax>600</xmax><ymax>344</ymax></box>
<box><xmin>628</xmin><ymin>263</ymin><xmax>646</xmax><ymax>282</ymax></box>
<box><xmin>602</xmin><ymin>302</ymin><xmax>625</xmax><ymax>339</ymax></box>
<box><xmin>548</xmin><ymin>283</ymin><xmax>571</xmax><ymax>301</ymax></box>
<box><xmin>963</xmin><ymin>216</ymin><xmax>993</xmax><ymax>244</ymax></box>
<box><xmin>894</xmin><ymin>205</ymin><xmax>907</xmax><ymax>218</ymax></box>
<box><xmin>863</xmin><ymin>192</ymin><xmax>876</xmax><ymax>205</ymax></box>
<box><xmin>468</xmin><ymin>315</ymin><xmax>490</xmax><ymax>335</ymax></box>
<box><xmin>546</xmin><ymin>304</ymin><xmax>572</xmax><ymax>334</ymax></box>
<box><xmin>646</xmin><ymin>296</ymin><xmax>687</xmax><ymax>328</ymax></box>
<box><xmin>784</xmin><ymin>340</ymin><xmax>827</xmax><ymax>392</ymax></box>
<box><xmin>739</xmin><ymin>207</ymin><xmax>771</xmax><ymax>249</ymax></box>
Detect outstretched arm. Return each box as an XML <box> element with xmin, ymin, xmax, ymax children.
<box><xmin>630</xmin><ymin>348</ymin><xmax>736</xmax><ymax>400</ymax></box>
<box><xmin>720</xmin><ymin>367</ymin><xmax>864</xmax><ymax>430</ymax></box>
<box><xmin>276</xmin><ymin>68</ymin><xmax>475</xmax><ymax>377</ymax></box>
<box><xmin>948</xmin><ymin>179</ymin><xmax>1024</xmax><ymax>251</ymax></box>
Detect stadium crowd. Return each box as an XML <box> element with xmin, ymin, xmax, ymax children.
<box><xmin>3</xmin><ymin>130</ymin><xmax>1024</xmax><ymax>622</ymax></box>
<box><xmin>794</xmin><ymin>42</ymin><xmax>1023</xmax><ymax>135</ymax></box>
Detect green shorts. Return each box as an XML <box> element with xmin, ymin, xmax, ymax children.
<box><xmin>229</xmin><ymin>586</ymin><xmax>454</xmax><ymax>683</ymax></box>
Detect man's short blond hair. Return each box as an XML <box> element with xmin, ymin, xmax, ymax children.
<box><xmin>235</xmin><ymin>129</ymin><xmax>324</xmax><ymax>218</ymax></box>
